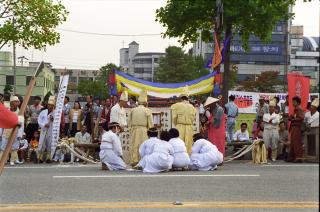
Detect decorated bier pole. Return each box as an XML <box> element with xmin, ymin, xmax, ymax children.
<box><xmin>0</xmin><ymin>62</ymin><xmax>44</xmax><ymax>175</ymax></box>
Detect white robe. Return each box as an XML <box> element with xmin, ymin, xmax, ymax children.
<box><xmin>138</xmin><ymin>137</ymin><xmax>160</xmax><ymax>161</ymax></box>
<box><xmin>305</xmin><ymin>111</ymin><xmax>319</xmax><ymax>128</ymax></box>
<box><xmin>190</xmin><ymin>139</ymin><xmax>223</xmax><ymax>171</ymax></box>
<box><xmin>37</xmin><ymin>109</ymin><xmax>54</xmax><ymax>153</ymax></box>
<box><xmin>168</xmin><ymin>137</ymin><xmax>190</xmax><ymax>168</ymax></box>
<box><xmin>140</xmin><ymin>140</ymin><xmax>174</xmax><ymax>173</ymax></box>
<box><xmin>110</xmin><ymin>103</ymin><xmax>127</xmax><ymax>127</ymax></box>
<box><xmin>99</xmin><ymin>130</ymin><xmax>126</xmax><ymax>171</ymax></box>
<box><xmin>1</xmin><ymin>108</ymin><xmax>24</xmax><ymax>151</ymax></box>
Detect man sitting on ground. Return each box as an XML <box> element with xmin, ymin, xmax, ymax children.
<box><xmin>135</xmin><ymin>127</ymin><xmax>160</xmax><ymax>169</ymax></box>
<box><xmin>190</xmin><ymin>133</ymin><xmax>223</xmax><ymax>171</ymax></box>
<box><xmin>139</xmin><ymin>131</ymin><xmax>174</xmax><ymax>173</ymax></box>
<box><xmin>99</xmin><ymin>122</ymin><xmax>126</xmax><ymax>171</ymax></box>
<box><xmin>168</xmin><ymin>128</ymin><xmax>190</xmax><ymax>170</ymax></box>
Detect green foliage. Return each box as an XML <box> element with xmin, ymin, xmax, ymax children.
<box><xmin>156</xmin><ymin>0</ymin><xmax>294</xmax><ymax>49</ymax></box>
<box><xmin>98</xmin><ymin>63</ymin><xmax>122</xmax><ymax>83</ymax></box>
<box><xmin>238</xmin><ymin>71</ymin><xmax>282</xmax><ymax>92</ymax></box>
<box><xmin>0</xmin><ymin>0</ymin><xmax>68</xmax><ymax>49</ymax></box>
<box><xmin>155</xmin><ymin>46</ymin><xmax>209</xmax><ymax>83</ymax></box>
<box><xmin>78</xmin><ymin>80</ymin><xmax>108</xmax><ymax>99</ymax></box>
<box><xmin>3</xmin><ymin>84</ymin><xmax>13</xmax><ymax>94</ymax></box>
<box><xmin>77</xmin><ymin>63</ymin><xmax>122</xmax><ymax>99</ymax></box>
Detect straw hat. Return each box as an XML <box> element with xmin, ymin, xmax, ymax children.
<box><xmin>138</xmin><ymin>89</ymin><xmax>148</xmax><ymax>104</ymax></box>
<box><xmin>48</xmin><ymin>96</ymin><xmax>55</xmax><ymax>105</ymax></box>
<box><xmin>269</xmin><ymin>99</ymin><xmax>277</xmax><ymax>107</ymax></box>
<box><xmin>204</xmin><ymin>97</ymin><xmax>219</xmax><ymax>107</ymax></box>
<box><xmin>10</xmin><ymin>96</ymin><xmax>20</xmax><ymax>102</ymax></box>
<box><xmin>311</xmin><ymin>98</ymin><xmax>319</xmax><ymax>108</ymax></box>
<box><xmin>109</xmin><ymin>122</ymin><xmax>120</xmax><ymax>127</ymax></box>
<box><xmin>120</xmin><ymin>91</ymin><xmax>128</xmax><ymax>101</ymax></box>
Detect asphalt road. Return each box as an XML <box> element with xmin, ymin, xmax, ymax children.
<box><xmin>0</xmin><ymin>161</ymin><xmax>318</xmax><ymax>211</ymax></box>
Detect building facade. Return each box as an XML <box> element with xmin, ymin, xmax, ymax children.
<box><xmin>53</xmin><ymin>68</ymin><xmax>99</xmax><ymax>101</ymax></box>
<box><xmin>0</xmin><ymin>52</ymin><xmax>55</xmax><ymax>100</ymax></box>
<box><xmin>193</xmin><ymin>21</ymin><xmax>289</xmax><ymax>84</ymax></box>
<box><xmin>289</xmin><ymin>26</ymin><xmax>319</xmax><ymax>91</ymax></box>
<box><xmin>119</xmin><ymin>41</ymin><xmax>165</xmax><ymax>81</ymax></box>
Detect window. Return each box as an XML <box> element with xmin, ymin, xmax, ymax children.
<box><xmin>69</xmin><ymin>76</ymin><xmax>77</xmax><ymax>83</ymax></box>
<box><xmin>26</xmin><ymin>76</ymin><xmax>33</xmax><ymax>85</ymax></box>
<box><xmin>6</xmin><ymin>75</ymin><xmax>14</xmax><ymax>85</ymax></box>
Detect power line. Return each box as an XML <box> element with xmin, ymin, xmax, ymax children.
<box><xmin>57</xmin><ymin>28</ymin><xmax>162</xmax><ymax>37</ymax></box>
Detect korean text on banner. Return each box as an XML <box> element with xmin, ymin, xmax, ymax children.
<box><xmin>51</xmin><ymin>75</ymin><xmax>69</xmax><ymax>158</ymax></box>
<box><xmin>287</xmin><ymin>73</ymin><xmax>310</xmax><ymax>115</ymax></box>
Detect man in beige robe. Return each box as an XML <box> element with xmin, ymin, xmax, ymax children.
<box><xmin>128</xmin><ymin>90</ymin><xmax>154</xmax><ymax>166</ymax></box>
<box><xmin>171</xmin><ymin>90</ymin><xmax>196</xmax><ymax>154</ymax></box>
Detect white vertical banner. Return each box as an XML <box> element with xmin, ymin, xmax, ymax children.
<box><xmin>51</xmin><ymin>75</ymin><xmax>69</xmax><ymax>158</ymax></box>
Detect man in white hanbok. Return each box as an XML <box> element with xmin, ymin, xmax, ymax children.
<box><xmin>190</xmin><ymin>133</ymin><xmax>223</xmax><ymax>171</ymax></box>
<box><xmin>263</xmin><ymin>99</ymin><xmax>280</xmax><ymax>162</ymax></box>
<box><xmin>0</xmin><ymin>96</ymin><xmax>24</xmax><ymax>166</ymax></box>
<box><xmin>99</xmin><ymin>122</ymin><xmax>126</xmax><ymax>171</ymax></box>
<box><xmin>137</xmin><ymin>128</ymin><xmax>160</xmax><ymax>167</ymax></box>
<box><xmin>37</xmin><ymin>96</ymin><xmax>56</xmax><ymax>163</ymax></box>
<box><xmin>140</xmin><ymin>131</ymin><xmax>174</xmax><ymax>173</ymax></box>
<box><xmin>168</xmin><ymin>128</ymin><xmax>190</xmax><ymax>169</ymax></box>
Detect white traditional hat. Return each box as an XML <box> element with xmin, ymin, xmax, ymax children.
<box><xmin>138</xmin><ymin>89</ymin><xmax>148</xmax><ymax>104</ymax></box>
<box><xmin>10</xmin><ymin>96</ymin><xmax>20</xmax><ymax>102</ymax></box>
<box><xmin>179</xmin><ymin>86</ymin><xmax>189</xmax><ymax>98</ymax></box>
<box><xmin>204</xmin><ymin>97</ymin><xmax>219</xmax><ymax>107</ymax></box>
<box><xmin>311</xmin><ymin>98</ymin><xmax>319</xmax><ymax>108</ymax></box>
<box><xmin>269</xmin><ymin>99</ymin><xmax>277</xmax><ymax>107</ymax></box>
<box><xmin>120</xmin><ymin>91</ymin><xmax>128</xmax><ymax>101</ymax></box>
<box><xmin>48</xmin><ymin>96</ymin><xmax>55</xmax><ymax>105</ymax></box>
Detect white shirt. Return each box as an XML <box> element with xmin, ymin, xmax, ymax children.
<box><xmin>168</xmin><ymin>137</ymin><xmax>188</xmax><ymax>154</ymax></box>
<box><xmin>72</xmin><ymin>111</ymin><xmax>78</xmax><ymax>123</ymax></box>
<box><xmin>233</xmin><ymin>130</ymin><xmax>250</xmax><ymax>141</ymax></box>
<box><xmin>139</xmin><ymin>137</ymin><xmax>160</xmax><ymax>158</ymax></box>
<box><xmin>263</xmin><ymin>112</ymin><xmax>280</xmax><ymax>129</ymax></box>
<box><xmin>75</xmin><ymin>132</ymin><xmax>91</xmax><ymax>144</ymax></box>
<box><xmin>305</xmin><ymin>111</ymin><xmax>319</xmax><ymax>128</ymax></box>
<box><xmin>100</xmin><ymin>130</ymin><xmax>123</xmax><ymax>156</ymax></box>
<box><xmin>19</xmin><ymin>139</ymin><xmax>28</xmax><ymax>149</ymax></box>
<box><xmin>110</xmin><ymin>103</ymin><xmax>127</xmax><ymax>127</ymax></box>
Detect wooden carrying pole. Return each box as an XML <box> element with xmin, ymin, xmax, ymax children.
<box><xmin>0</xmin><ymin>62</ymin><xmax>44</xmax><ymax>175</ymax></box>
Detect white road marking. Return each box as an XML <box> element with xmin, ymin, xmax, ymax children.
<box><xmin>5</xmin><ymin>165</ymin><xmax>99</xmax><ymax>169</ymax></box>
<box><xmin>52</xmin><ymin>174</ymin><xmax>260</xmax><ymax>179</ymax></box>
<box><xmin>262</xmin><ymin>164</ymin><xmax>319</xmax><ymax>167</ymax></box>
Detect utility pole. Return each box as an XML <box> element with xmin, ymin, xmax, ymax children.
<box><xmin>283</xmin><ymin>20</ymin><xmax>289</xmax><ymax>92</ymax></box>
<box><xmin>18</xmin><ymin>56</ymin><xmax>29</xmax><ymax>66</ymax></box>
<box><xmin>13</xmin><ymin>38</ymin><xmax>16</xmax><ymax>95</ymax></box>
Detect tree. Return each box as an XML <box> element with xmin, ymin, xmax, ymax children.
<box><xmin>0</xmin><ymin>0</ymin><xmax>68</xmax><ymax>49</ymax></box>
<box><xmin>3</xmin><ymin>84</ymin><xmax>13</xmax><ymax>101</ymax></box>
<box><xmin>156</xmin><ymin>0</ymin><xmax>294</xmax><ymax>101</ymax></box>
<box><xmin>98</xmin><ymin>63</ymin><xmax>123</xmax><ymax>83</ymax></box>
<box><xmin>77</xmin><ymin>63</ymin><xmax>123</xmax><ymax>99</ymax></box>
<box><xmin>155</xmin><ymin>46</ymin><xmax>209</xmax><ymax>83</ymax></box>
<box><xmin>78</xmin><ymin>80</ymin><xmax>108</xmax><ymax>99</ymax></box>
<box><xmin>238</xmin><ymin>71</ymin><xmax>282</xmax><ymax>93</ymax></box>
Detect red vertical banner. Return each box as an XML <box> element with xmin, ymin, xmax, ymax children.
<box><xmin>287</xmin><ymin>72</ymin><xmax>310</xmax><ymax>115</ymax></box>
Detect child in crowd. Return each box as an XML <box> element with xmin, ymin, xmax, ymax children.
<box><xmin>29</xmin><ymin>131</ymin><xmax>39</xmax><ymax>163</ymax></box>
<box><xmin>17</xmin><ymin>133</ymin><xmax>28</xmax><ymax>163</ymax></box>
<box><xmin>277</xmin><ymin>121</ymin><xmax>290</xmax><ymax>160</ymax></box>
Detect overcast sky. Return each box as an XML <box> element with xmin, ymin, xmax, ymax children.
<box><xmin>4</xmin><ymin>0</ymin><xmax>320</xmax><ymax>70</ymax></box>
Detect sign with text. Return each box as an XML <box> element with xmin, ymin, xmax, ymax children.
<box><xmin>51</xmin><ymin>75</ymin><xmax>69</xmax><ymax>158</ymax></box>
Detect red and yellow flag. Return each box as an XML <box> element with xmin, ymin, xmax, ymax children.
<box><xmin>211</xmin><ymin>32</ymin><xmax>222</xmax><ymax>70</ymax></box>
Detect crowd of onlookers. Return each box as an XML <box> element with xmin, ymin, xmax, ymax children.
<box><xmin>0</xmin><ymin>92</ymin><xmax>318</xmax><ymax>165</ymax></box>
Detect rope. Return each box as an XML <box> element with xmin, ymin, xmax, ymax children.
<box><xmin>59</xmin><ymin>141</ymin><xmax>99</xmax><ymax>164</ymax></box>
<box><xmin>224</xmin><ymin>145</ymin><xmax>248</xmax><ymax>159</ymax></box>
<box><xmin>224</xmin><ymin>143</ymin><xmax>255</xmax><ymax>163</ymax></box>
